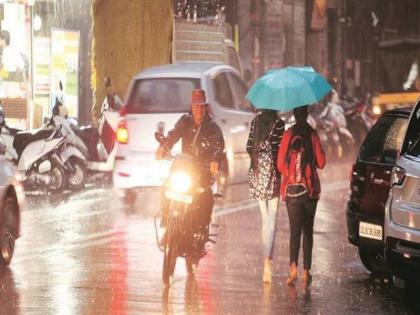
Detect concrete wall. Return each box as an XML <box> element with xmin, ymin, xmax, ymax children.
<box><xmin>91</xmin><ymin>0</ymin><xmax>173</xmax><ymax>122</ymax></box>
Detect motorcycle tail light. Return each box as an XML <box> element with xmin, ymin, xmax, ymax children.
<box><xmin>116</xmin><ymin>120</ymin><xmax>129</xmax><ymax>144</ymax></box>
<box><xmin>391</xmin><ymin>166</ymin><xmax>406</xmax><ymax>186</ymax></box>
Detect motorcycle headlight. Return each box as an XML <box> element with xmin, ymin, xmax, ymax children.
<box><xmin>169</xmin><ymin>171</ymin><xmax>192</xmax><ymax>193</ymax></box>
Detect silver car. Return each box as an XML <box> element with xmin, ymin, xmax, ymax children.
<box><xmin>113</xmin><ymin>62</ymin><xmax>254</xmax><ymax>202</ymax></box>
<box><xmin>385</xmin><ymin>99</ymin><xmax>420</xmax><ymax>280</ymax></box>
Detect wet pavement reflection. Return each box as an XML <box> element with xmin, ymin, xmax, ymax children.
<box><xmin>1</xmin><ymin>160</ymin><xmax>419</xmax><ymax>314</ymax></box>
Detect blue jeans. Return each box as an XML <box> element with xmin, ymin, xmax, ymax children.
<box><xmin>258</xmin><ymin>198</ymin><xmax>279</xmax><ymax>259</ymax></box>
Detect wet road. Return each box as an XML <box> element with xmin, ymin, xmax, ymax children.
<box><xmin>1</xmin><ymin>162</ymin><xmax>420</xmax><ymax>314</ymax></box>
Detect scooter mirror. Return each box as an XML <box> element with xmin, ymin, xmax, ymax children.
<box><xmin>104</xmin><ymin>76</ymin><xmax>111</xmax><ymax>88</ymax></box>
<box><xmin>154</xmin><ymin>131</ymin><xmax>164</xmax><ymax>144</ymax></box>
<box><xmin>59</xmin><ymin>80</ymin><xmax>63</xmax><ymax>91</ymax></box>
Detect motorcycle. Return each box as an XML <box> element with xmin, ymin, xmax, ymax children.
<box><xmin>51</xmin><ymin>79</ymin><xmax>118</xmax><ymax>191</ymax></box>
<box><xmin>0</xmin><ymin>103</ymin><xmax>67</xmax><ymax>192</ymax></box>
<box><xmin>317</xmin><ymin>99</ymin><xmax>355</xmax><ymax>159</ymax></box>
<box><xmin>14</xmin><ymin>126</ymin><xmax>67</xmax><ymax>193</ymax></box>
<box><xmin>342</xmin><ymin>94</ymin><xmax>373</xmax><ymax>148</ymax></box>
<box><xmin>153</xmin><ymin>131</ymin><xmax>217</xmax><ymax>285</ymax></box>
<box><xmin>0</xmin><ymin>111</ymin><xmax>20</xmax><ymax>162</ymax></box>
<box><xmin>99</xmin><ymin>76</ymin><xmax>122</xmax><ymax>154</ymax></box>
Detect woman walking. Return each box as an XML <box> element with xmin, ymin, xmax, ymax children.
<box><xmin>277</xmin><ymin>105</ymin><xmax>326</xmax><ymax>286</ymax></box>
<box><xmin>246</xmin><ymin>109</ymin><xmax>285</xmax><ymax>283</ymax></box>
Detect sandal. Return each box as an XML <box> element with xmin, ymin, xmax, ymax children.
<box><xmin>302</xmin><ymin>272</ymin><xmax>312</xmax><ymax>285</ymax></box>
<box><xmin>286</xmin><ymin>272</ymin><xmax>298</xmax><ymax>286</ymax></box>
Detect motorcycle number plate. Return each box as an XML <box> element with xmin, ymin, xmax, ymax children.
<box><xmin>165</xmin><ymin>190</ymin><xmax>193</xmax><ymax>204</ymax></box>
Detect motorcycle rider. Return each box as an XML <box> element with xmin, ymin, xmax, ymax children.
<box><xmin>155</xmin><ymin>89</ymin><xmax>225</xmax><ymax>241</ymax></box>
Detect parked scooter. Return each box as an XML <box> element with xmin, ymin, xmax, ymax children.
<box><xmin>13</xmin><ymin>124</ymin><xmax>67</xmax><ymax>193</ymax></box>
<box><xmin>342</xmin><ymin>94</ymin><xmax>374</xmax><ymax>148</ymax></box>
<box><xmin>317</xmin><ymin>93</ymin><xmax>355</xmax><ymax>158</ymax></box>
<box><xmin>49</xmin><ymin>80</ymin><xmax>118</xmax><ymax>191</ymax></box>
<box><xmin>98</xmin><ymin>76</ymin><xmax>122</xmax><ymax>154</ymax></box>
<box><xmin>0</xmin><ymin>102</ymin><xmax>68</xmax><ymax>193</ymax></box>
<box><xmin>0</xmin><ymin>104</ymin><xmax>20</xmax><ymax>162</ymax></box>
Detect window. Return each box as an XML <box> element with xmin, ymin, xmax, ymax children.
<box><xmin>127</xmin><ymin>78</ymin><xmax>200</xmax><ymax>113</ymax></box>
<box><xmin>212</xmin><ymin>73</ymin><xmax>234</xmax><ymax>108</ymax></box>
<box><xmin>228</xmin><ymin>73</ymin><xmax>253</xmax><ymax>112</ymax></box>
<box><xmin>359</xmin><ymin>115</ymin><xmax>408</xmax><ymax>164</ymax></box>
<box><xmin>402</xmin><ymin>104</ymin><xmax>420</xmax><ymax>158</ymax></box>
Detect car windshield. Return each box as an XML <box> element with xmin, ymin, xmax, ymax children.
<box><xmin>359</xmin><ymin>115</ymin><xmax>408</xmax><ymax>164</ymax></box>
<box><xmin>127</xmin><ymin>78</ymin><xmax>201</xmax><ymax>113</ymax></box>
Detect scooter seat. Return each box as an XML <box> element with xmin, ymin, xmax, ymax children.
<box><xmin>70</xmin><ymin>125</ymin><xmax>101</xmax><ymax>161</ymax></box>
<box><xmin>13</xmin><ymin>128</ymin><xmax>56</xmax><ymax>158</ymax></box>
<box><xmin>5</xmin><ymin>126</ymin><xmax>21</xmax><ymax>135</ymax></box>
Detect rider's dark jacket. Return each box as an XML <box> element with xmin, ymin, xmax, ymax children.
<box><xmin>161</xmin><ymin>114</ymin><xmax>225</xmax><ymax>186</ymax></box>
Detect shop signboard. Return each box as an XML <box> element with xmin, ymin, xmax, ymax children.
<box><xmin>33</xmin><ymin>36</ymin><xmax>50</xmax><ymax>115</ymax></box>
<box><xmin>50</xmin><ymin>28</ymin><xmax>80</xmax><ymax>118</ymax></box>
<box><xmin>0</xmin><ymin>2</ymin><xmax>29</xmax><ymax>101</ymax></box>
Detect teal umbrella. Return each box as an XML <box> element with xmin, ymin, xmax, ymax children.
<box><xmin>246</xmin><ymin>66</ymin><xmax>332</xmax><ymax>112</ymax></box>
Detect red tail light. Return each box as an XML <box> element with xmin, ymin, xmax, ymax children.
<box><xmin>116</xmin><ymin>120</ymin><xmax>129</xmax><ymax>144</ymax></box>
<box><xmin>391</xmin><ymin>166</ymin><xmax>406</xmax><ymax>186</ymax></box>
<box><xmin>119</xmin><ymin>106</ymin><xmax>127</xmax><ymax>117</ymax></box>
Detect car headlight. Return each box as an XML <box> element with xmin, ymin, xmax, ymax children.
<box><xmin>169</xmin><ymin>171</ymin><xmax>192</xmax><ymax>193</ymax></box>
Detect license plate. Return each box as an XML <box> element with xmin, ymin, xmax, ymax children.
<box><xmin>359</xmin><ymin>221</ymin><xmax>383</xmax><ymax>241</ymax></box>
<box><xmin>165</xmin><ymin>190</ymin><xmax>193</xmax><ymax>204</ymax></box>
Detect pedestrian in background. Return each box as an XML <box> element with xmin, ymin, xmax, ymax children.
<box><xmin>277</xmin><ymin>105</ymin><xmax>326</xmax><ymax>286</ymax></box>
<box><xmin>246</xmin><ymin>109</ymin><xmax>285</xmax><ymax>283</ymax></box>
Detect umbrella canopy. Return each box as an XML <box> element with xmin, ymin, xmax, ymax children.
<box><xmin>246</xmin><ymin>66</ymin><xmax>332</xmax><ymax>112</ymax></box>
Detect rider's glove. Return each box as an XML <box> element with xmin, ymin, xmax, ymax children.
<box><xmin>155</xmin><ymin>146</ymin><xmax>168</xmax><ymax>160</ymax></box>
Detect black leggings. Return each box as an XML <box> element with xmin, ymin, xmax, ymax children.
<box><xmin>286</xmin><ymin>199</ymin><xmax>318</xmax><ymax>270</ymax></box>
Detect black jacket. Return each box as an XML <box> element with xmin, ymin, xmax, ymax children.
<box><xmin>162</xmin><ymin>114</ymin><xmax>225</xmax><ymax>182</ymax></box>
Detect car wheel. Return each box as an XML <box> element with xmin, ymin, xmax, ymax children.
<box><xmin>0</xmin><ymin>196</ymin><xmax>18</xmax><ymax>266</ymax></box>
<box><xmin>359</xmin><ymin>248</ymin><xmax>389</xmax><ymax>273</ymax></box>
<box><xmin>67</xmin><ymin>158</ymin><xmax>87</xmax><ymax>191</ymax></box>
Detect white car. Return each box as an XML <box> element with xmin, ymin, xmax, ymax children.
<box><xmin>113</xmin><ymin>62</ymin><xmax>254</xmax><ymax>203</ymax></box>
<box><xmin>0</xmin><ymin>154</ymin><xmax>24</xmax><ymax>266</ymax></box>
<box><xmin>385</xmin><ymin>100</ymin><xmax>420</xmax><ymax>281</ymax></box>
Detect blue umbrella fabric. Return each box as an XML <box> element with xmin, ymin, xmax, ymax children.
<box><xmin>246</xmin><ymin>66</ymin><xmax>332</xmax><ymax>112</ymax></box>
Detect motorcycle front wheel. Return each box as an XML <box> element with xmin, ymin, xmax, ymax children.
<box><xmin>162</xmin><ymin>236</ymin><xmax>177</xmax><ymax>286</ymax></box>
